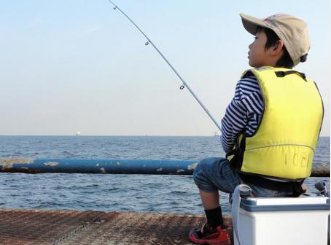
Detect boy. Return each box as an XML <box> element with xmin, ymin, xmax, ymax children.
<box><xmin>189</xmin><ymin>13</ymin><xmax>324</xmax><ymax>245</ymax></box>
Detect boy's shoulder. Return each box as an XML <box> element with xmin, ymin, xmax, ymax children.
<box><xmin>241</xmin><ymin>70</ymin><xmax>256</xmax><ymax>79</ymax></box>
<box><xmin>236</xmin><ymin>73</ymin><xmax>260</xmax><ymax>93</ymax></box>
<box><xmin>239</xmin><ymin>70</ymin><xmax>258</xmax><ymax>84</ymax></box>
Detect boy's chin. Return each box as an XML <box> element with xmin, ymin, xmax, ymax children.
<box><xmin>249</xmin><ymin>63</ymin><xmax>258</xmax><ymax>68</ymax></box>
<box><xmin>248</xmin><ymin>60</ymin><xmax>255</xmax><ymax>67</ymax></box>
<box><xmin>249</xmin><ymin>61</ymin><xmax>261</xmax><ymax>68</ymax></box>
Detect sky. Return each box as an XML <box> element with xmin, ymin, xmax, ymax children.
<box><xmin>0</xmin><ymin>0</ymin><xmax>330</xmax><ymax>136</ymax></box>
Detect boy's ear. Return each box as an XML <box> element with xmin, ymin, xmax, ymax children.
<box><xmin>272</xmin><ymin>40</ymin><xmax>284</xmax><ymax>54</ymax></box>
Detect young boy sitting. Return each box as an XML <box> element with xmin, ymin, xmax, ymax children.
<box><xmin>189</xmin><ymin>13</ymin><xmax>324</xmax><ymax>245</ymax></box>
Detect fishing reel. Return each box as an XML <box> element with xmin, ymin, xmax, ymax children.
<box><xmin>315</xmin><ymin>181</ymin><xmax>329</xmax><ymax>197</ymax></box>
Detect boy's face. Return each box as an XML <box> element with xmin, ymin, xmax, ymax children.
<box><xmin>248</xmin><ymin>30</ymin><xmax>270</xmax><ymax>68</ymax></box>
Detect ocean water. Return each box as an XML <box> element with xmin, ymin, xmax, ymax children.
<box><xmin>0</xmin><ymin>136</ymin><xmax>329</xmax><ymax>214</ymax></box>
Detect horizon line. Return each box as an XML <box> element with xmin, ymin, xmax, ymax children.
<box><xmin>0</xmin><ymin>134</ymin><xmax>330</xmax><ymax>138</ymax></box>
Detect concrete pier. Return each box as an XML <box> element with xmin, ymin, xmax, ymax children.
<box><xmin>0</xmin><ymin>209</ymin><xmax>233</xmax><ymax>245</ymax></box>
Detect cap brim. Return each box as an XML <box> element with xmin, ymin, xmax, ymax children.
<box><xmin>240</xmin><ymin>13</ymin><xmax>269</xmax><ymax>35</ymax></box>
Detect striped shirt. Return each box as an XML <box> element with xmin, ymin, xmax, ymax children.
<box><xmin>221</xmin><ymin>74</ymin><xmax>264</xmax><ymax>153</ymax></box>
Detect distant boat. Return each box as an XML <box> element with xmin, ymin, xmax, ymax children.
<box><xmin>76</xmin><ymin>131</ymin><xmax>81</xmax><ymax>136</ymax></box>
<box><xmin>214</xmin><ymin>131</ymin><xmax>220</xmax><ymax>137</ymax></box>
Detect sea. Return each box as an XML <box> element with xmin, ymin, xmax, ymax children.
<box><xmin>0</xmin><ymin>136</ymin><xmax>329</xmax><ymax>214</ymax></box>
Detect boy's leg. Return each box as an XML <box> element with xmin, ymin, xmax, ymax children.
<box><xmin>189</xmin><ymin>157</ymin><xmax>241</xmax><ymax>244</ymax></box>
<box><xmin>193</xmin><ymin>157</ymin><xmax>241</xmax><ymax>194</ymax></box>
<box><xmin>199</xmin><ymin>190</ymin><xmax>219</xmax><ymax>210</ymax></box>
<box><xmin>199</xmin><ymin>190</ymin><xmax>225</xmax><ymax>230</ymax></box>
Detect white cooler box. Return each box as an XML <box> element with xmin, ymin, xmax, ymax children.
<box><xmin>234</xmin><ymin>196</ymin><xmax>330</xmax><ymax>245</ymax></box>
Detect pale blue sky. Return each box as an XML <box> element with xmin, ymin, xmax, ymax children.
<box><xmin>0</xmin><ymin>0</ymin><xmax>330</xmax><ymax>136</ymax></box>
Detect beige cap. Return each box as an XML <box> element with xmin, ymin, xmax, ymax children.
<box><xmin>240</xmin><ymin>13</ymin><xmax>310</xmax><ymax>66</ymax></box>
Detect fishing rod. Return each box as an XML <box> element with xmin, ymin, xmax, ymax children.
<box><xmin>107</xmin><ymin>0</ymin><xmax>222</xmax><ymax>131</ymax></box>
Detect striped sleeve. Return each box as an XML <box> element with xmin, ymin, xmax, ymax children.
<box><xmin>221</xmin><ymin>75</ymin><xmax>264</xmax><ymax>153</ymax></box>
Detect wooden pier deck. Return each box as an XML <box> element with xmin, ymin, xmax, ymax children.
<box><xmin>0</xmin><ymin>209</ymin><xmax>233</xmax><ymax>245</ymax></box>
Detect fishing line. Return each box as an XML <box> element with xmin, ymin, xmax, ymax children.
<box><xmin>107</xmin><ymin>0</ymin><xmax>221</xmax><ymax>131</ymax></box>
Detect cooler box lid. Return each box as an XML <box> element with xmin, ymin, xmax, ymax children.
<box><xmin>240</xmin><ymin>196</ymin><xmax>330</xmax><ymax>212</ymax></box>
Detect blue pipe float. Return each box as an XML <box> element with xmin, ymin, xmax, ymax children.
<box><xmin>0</xmin><ymin>158</ymin><xmax>329</xmax><ymax>176</ymax></box>
<box><xmin>0</xmin><ymin>158</ymin><xmax>198</xmax><ymax>175</ymax></box>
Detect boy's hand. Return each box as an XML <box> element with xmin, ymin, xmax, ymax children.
<box><xmin>301</xmin><ymin>184</ymin><xmax>307</xmax><ymax>193</ymax></box>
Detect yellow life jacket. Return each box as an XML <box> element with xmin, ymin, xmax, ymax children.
<box><xmin>227</xmin><ymin>66</ymin><xmax>324</xmax><ymax>180</ymax></box>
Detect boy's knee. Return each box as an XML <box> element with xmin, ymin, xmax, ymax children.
<box><xmin>194</xmin><ymin>158</ymin><xmax>209</xmax><ymax>175</ymax></box>
<box><xmin>193</xmin><ymin>157</ymin><xmax>218</xmax><ymax>180</ymax></box>
<box><xmin>197</xmin><ymin>157</ymin><xmax>218</xmax><ymax>169</ymax></box>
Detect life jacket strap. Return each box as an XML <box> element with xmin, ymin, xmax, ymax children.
<box><xmin>226</xmin><ymin>135</ymin><xmax>246</xmax><ymax>170</ymax></box>
<box><xmin>275</xmin><ymin>70</ymin><xmax>306</xmax><ymax>81</ymax></box>
<box><xmin>239</xmin><ymin>174</ymin><xmax>305</xmax><ymax>197</ymax></box>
